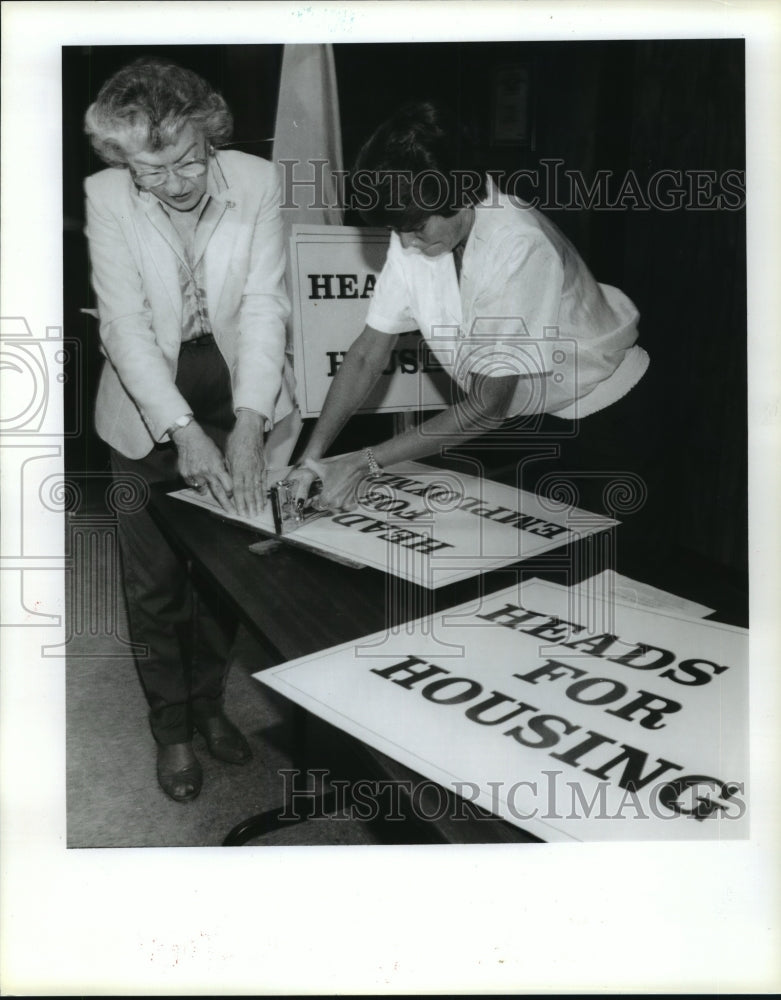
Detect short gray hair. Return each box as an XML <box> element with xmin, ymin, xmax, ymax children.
<box><xmin>84</xmin><ymin>58</ymin><xmax>233</xmax><ymax>166</ymax></box>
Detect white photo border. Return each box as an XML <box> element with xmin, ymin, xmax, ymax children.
<box><xmin>1</xmin><ymin>1</ymin><xmax>779</xmax><ymax>995</ymax></box>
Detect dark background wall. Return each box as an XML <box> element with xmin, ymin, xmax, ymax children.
<box><xmin>62</xmin><ymin>40</ymin><xmax>746</xmax><ymax>580</ymax></box>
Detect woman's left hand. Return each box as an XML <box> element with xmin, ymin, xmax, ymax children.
<box><xmin>304</xmin><ymin>452</ymin><xmax>368</xmax><ymax>512</ymax></box>
<box><xmin>225</xmin><ymin>410</ymin><xmax>267</xmax><ymax>517</ymax></box>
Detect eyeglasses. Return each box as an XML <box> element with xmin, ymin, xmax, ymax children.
<box><xmin>129</xmin><ymin>157</ymin><xmax>208</xmax><ymax>190</ymax></box>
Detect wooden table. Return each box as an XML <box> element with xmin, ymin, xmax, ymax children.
<box><xmin>148</xmin><ymin>483</ymin><xmax>746</xmax><ymax>844</ymax></box>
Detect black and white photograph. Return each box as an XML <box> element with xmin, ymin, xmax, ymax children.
<box><xmin>2</xmin><ymin>1</ymin><xmax>780</xmax><ymax>995</ymax></box>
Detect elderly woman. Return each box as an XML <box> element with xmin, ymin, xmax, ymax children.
<box><xmin>292</xmin><ymin>102</ymin><xmax>651</xmax><ymax>515</ymax></box>
<box><xmin>84</xmin><ymin>58</ymin><xmax>296</xmax><ymax>802</ymax></box>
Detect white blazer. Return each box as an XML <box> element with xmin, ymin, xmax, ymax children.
<box><xmin>85</xmin><ymin>151</ymin><xmax>295</xmax><ymax>459</ymax></box>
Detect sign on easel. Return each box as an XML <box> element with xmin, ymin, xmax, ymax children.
<box><xmin>288</xmin><ymin>224</ymin><xmax>451</xmax><ymax>416</ymax></box>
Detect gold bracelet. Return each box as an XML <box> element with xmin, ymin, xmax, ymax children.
<box><xmin>364</xmin><ymin>447</ymin><xmax>383</xmax><ymax>478</ymax></box>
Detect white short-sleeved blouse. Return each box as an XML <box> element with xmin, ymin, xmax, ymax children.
<box><xmin>365</xmin><ymin>178</ymin><xmax>648</xmax><ymax>419</ymax></box>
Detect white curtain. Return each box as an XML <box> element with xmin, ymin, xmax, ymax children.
<box><xmin>273</xmin><ymin>43</ymin><xmax>344</xmax><ymax>227</ymax></box>
<box><xmin>267</xmin><ymin>43</ymin><xmax>345</xmax><ymax>464</ymax></box>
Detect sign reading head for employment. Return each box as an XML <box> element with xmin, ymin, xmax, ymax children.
<box><xmin>289</xmin><ymin>224</ymin><xmax>452</xmax><ymax>417</ymax></box>
<box><xmin>170</xmin><ymin>461</ymin><xmax>618</xmax><ymax>590</ymax></box>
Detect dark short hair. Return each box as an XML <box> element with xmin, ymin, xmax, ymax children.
<box><xmin>351</xmin><ymin>101</ymin><xmax>486</xmax><ymax>229</ymax></box>
<box><xmin>84</xmin><ymin>58</ymin><xmax>233</xmax><ymax>167</ymax></box>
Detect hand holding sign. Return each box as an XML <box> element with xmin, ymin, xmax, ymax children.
<box><xmin>173</xmin><ymin>420</ymin><xmax>234</xmax><ymax>513</ymax></box>
<box><xmin>225</xmin><ymin>410</ymin><xmax>267</xmax><ymax>517</ymax></box>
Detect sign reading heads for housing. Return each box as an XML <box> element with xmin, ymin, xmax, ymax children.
<box><xmin>289</xmin><ymin>224</ymin><xmax>451</xmax><ymax>417</ymax></box>
<box><xmin>257</xmin><ymin>579</ymin><xmax>748</xmax><ymax>843</ymax></box>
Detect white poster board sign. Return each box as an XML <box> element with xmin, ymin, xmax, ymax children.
<box><xmin>170</xmin><ymin>461</ymin><xmax>618</xmax><ymax>589</ymax></box>
<box><xmin>256</xmin><ymin>579</ymin><xmax>748</xmax><ymax>843</ymax></box>
<box><xmin>289</xmin><ymin>224</ymin><xmax>451</xmax><ymax>416</ymax></box>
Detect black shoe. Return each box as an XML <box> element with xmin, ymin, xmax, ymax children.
<box><xmin>157</xmin><ymin>741</ymin><xmax>203</xmax><ymax>802</ymax></box>
<box><xmin>195</xmin><ymin>712</ymin><xmax>252</xmax><ymax>765</ymax></box>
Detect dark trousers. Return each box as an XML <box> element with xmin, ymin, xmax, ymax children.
<box><xmin>455</xmin><ymin>361</ymin><xmax>669</xmax><ymax>568</ymax></box>
<box><xmin>537</xmin><ymin>362</ymin><xmax>664</xmax><ymax>508</ymax></box>
<box><xmin>111</xmin><ymin>337</ymin><xmax>238</xmax><ymax>745</ymax></box>
<box><xmin>527</xmin><ymin>361</ymin><xmax>670</xmax><ymax>567</ymax></box>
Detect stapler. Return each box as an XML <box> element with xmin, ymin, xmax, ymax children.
<box><xmin>268</xmin><ymin>476</ymin><xmax>329</xmax><ymax>536</ymax></box>
<box><xmin>250</xmin><ymin>476</ymin><xmax>365</xmax><ymax>569</ymax></box>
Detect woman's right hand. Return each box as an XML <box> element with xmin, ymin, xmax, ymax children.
<box><xmin>173</xmin><ymin>421</ymin><xmax>234</xmax><ymax>512</ymax></box>
<box><xmin>287</xmin><ymin>459</ymin><xmax>321</xmax><ymax>509</ymax></box>
<box><xmin>289</xmin><ymin>454</ymin><xmax>368</xmax><ymax>512</ymax></box>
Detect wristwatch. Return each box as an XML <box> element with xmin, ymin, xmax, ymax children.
<box><xmin>166</xmin><ymin>413</ymin><xmax>194</xmax><ymax>438</ymax></box>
